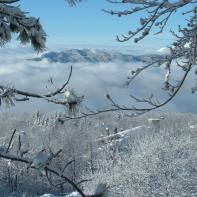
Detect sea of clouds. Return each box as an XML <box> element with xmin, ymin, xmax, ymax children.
<box><xmin>0</xmin><ymin>45</ymin><xmax>196</xmax><ymax>114</ymax></box>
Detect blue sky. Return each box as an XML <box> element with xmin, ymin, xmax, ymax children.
<box><xmin>17</xmin><ymin>0</ymin><xmax>187</xmax><ymax>50</ymax></box>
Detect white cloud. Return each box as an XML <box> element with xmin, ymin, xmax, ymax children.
<box><xmin>0</xmin><ymin>46</ymin><xmax>196</xmax><ymax>114</ymax></box>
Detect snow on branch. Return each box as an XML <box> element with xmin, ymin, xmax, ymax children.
<box><xmin>0</xmin><ymin>0</ymin><xmax>46</xmax><ymax>52</ymax></box>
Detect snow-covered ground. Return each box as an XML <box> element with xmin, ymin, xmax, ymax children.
<box><xmin>0</xmin><ymin>111</ymin><xmax>197</xmax><ymax>196</ymax></box>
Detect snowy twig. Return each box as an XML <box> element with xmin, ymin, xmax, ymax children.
<box><xmin>0</xmin><ymin>66</ymin><xmax>73</xmax><ymax>108</ymax></box>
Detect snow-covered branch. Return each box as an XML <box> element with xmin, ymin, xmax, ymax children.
<box><xmin>105</xmin><ymin>0</ymin><xmax>192</xmax><ymax>42</ymax></box>
<box><xmin>0</xmin><ymin>130</ymin><xmax>108</xmax><ymax>197</ymax></box>
<box><xmin>0</xmin><ymin>0</ymin><xmax>46</xmax><ymax>52</ymax></box>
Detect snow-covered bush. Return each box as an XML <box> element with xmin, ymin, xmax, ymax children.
<box><xmin>82</xmin><ymin>114</ymin><xmax>197</xmax><ymax>196</ymax></box>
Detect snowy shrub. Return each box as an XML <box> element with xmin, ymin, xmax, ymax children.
<box><xmin>82</xmin><ymin>115</ymin><xmax>197</xmax><ymax>196</ymax></box>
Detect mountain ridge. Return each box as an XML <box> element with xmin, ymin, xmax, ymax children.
<box><xmin>29</xmin><ymin>48</ymin><xmax>161</xmax><ymax>64</ymax></box>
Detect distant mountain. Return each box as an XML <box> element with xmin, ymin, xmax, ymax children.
<box><xmin>29</xmin><ymin>49</ymin><xmax>161</xmax><ymax>64</ymax></box>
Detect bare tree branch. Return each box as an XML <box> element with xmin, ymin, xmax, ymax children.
<box><xmin>6</xmin><ymin>129</ymin><xmax>16</xmax><ymax>153</ymax></box>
